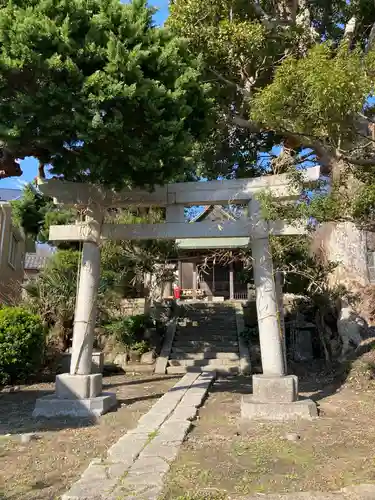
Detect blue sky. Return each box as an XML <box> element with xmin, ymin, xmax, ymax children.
<box><xmin>0</xmin><ymin>0</ymin><xmax>170</xmax><ymax>191</ymax></box>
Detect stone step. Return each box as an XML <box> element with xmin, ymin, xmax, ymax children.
<box><xmin>178</xmin><ymin>322</ymin><xmax>237</xmax><ymax>328</ymax></box>
<box><xmin>172</xmin><ymin>346</ymin><xmax>239</xmax><ymax>354</ymax></box>
<box><xmin>176</xmin><ymin>325</ymin><xmax>237</xmax><ymax>335</ymax></box>
<box><xmin>178</xmin><ymin>332</ymin><xmax>237</xmax><ymax>336</ymax></box>
<box><xmin>174</xmin><ymin>337</ymin><xmax>238</xmax><ymax>345</ymax></box>
<box><xmin>181</xmin><ymin>312</ymin><xmax>235</xmax><ymax>316</ymax></box>
<box><xmin>176</xmin><ymin>333</ymin><xmax>237</xmax><ymax>339</ymax></box>
<box><xmin>166</xmin><ymin>365</ymin><xmax>240</xmax><ymax>375</ymax></box>
<box><xmin>179</xmin><ymin>320</ymin><xmax>237</xmax><ymax>324</ymax></box>
<box><xmin>170</xmin><ymin>352</ymin><xmax>240</xmax><ymax>361</ymax></box>
<box><xmin>172</xmin><ymin>340</ymin><xmax>238</xmax><ymax>352</ymax></box>
<box><xmin>178</xmin><ymin>314</ymin><xmax>236</xmax><ymax>323</ymax></box>
<box><xmin>169</xmin><ymin>358</ymin><xmax>240</xmax><ymax>367</ymax></box>
<box><xmin>179</xmin><ymin>326</ymin><xmax>236</xmax><ymax>332</ymax></box>
<box><xmin>173</xmin><ymin>340</ymin><xmax>239</xmax><ymax>347</ymax></box>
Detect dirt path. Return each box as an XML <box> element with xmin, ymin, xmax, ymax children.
<box><xmin>163</xmin><ymin>377</ymin><xmax>375</xmax><ymax>499</ymax></box>
<box><xmin>0</xmin><ymin>374</ymin><xmax>178</xmax><ymax>500</ymax></box>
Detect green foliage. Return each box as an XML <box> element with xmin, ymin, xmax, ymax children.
<box><xmin>11</xmin><ymin>183</ymin><xmax>75</xmax><ymax>243</ymax></box>
<box><xmin>130</xmin><ymin>340</ymin><xmax>149</xmax><ymax>354</ymax></box>
<box><xmin>23</xmin><ymin>250</ymin><xmax>79</xmax><ymax>335</ymax></box>
<box><xmin>0</xmin><ymin>306</ymin><xmax>45</xmax><ymax>384</ymax></box>
<box><xmin>101</xmin><ymin>208</ymin><xmax>177</xmax><ymax>296</ymax></box>
<box><xmin>257</xmin><ymin>173</ymin><xmax>375</xmax><ymax>229</ymax></box>
<box><xmin>169</xmin><ymin>0</ymin><xmax>375</xmax><ymax>236</ymax></box>
<box><xmin>270</xmin><ymin>235</ymin><xmax>338</xmax><ymax>295</ymax></box>
<box><xmin>0</xmin><ymin>0</ymin><xmax>213</xmax><ymax>186</ymax></box>
<box><xmin>11</xmin><ymin>184</ymin><xmax>47</xmax><ymax>238</ymax></box>
<box><xmin>251</xmin><ymin>43</ymin><xmax>374</xmax><ymax>144</ymax></box>
<box><xmin>104</xmin><ymin>314</ymin><xmax>152</xmax><ymax>349</ymax></box>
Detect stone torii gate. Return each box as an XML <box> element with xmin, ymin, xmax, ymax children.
<box><xmin>33</xmin><ymin>169</ymin><xmax>319</xmax><ymax>419</ymax></box>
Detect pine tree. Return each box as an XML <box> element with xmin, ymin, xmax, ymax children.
<box><xmin>0</xmin><ymin>0</ymin><xmax>213</xmax><ymax>187</ymax></box>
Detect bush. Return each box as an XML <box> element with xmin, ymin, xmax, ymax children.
<box><xmin>104</xmin><ymin>314</ymin><xmax>153</xmax><ymax>349</ymax></box>
<box><xmin>130</xmin><ymin>340</ymin><xmax>149</xmax><ymax>354</ymax></box>
<box><xmin>0</xmin><ymin>307</ymin><xmax>45</xmax><ymax>385</ymax></box>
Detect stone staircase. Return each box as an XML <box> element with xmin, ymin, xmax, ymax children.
<box><xmin>166</xmin><ymin>303</ymin><xmax>241</xmax><ymax>375</ymax></box>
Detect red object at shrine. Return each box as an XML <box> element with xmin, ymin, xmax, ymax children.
<box><xmin>173</xmin><ymin>286</ymin><xmax>182</xmax><ymax>300</ymax></box>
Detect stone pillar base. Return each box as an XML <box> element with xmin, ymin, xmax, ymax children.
<box><xmin>241</xmin><ymin>396</ymin><xmax>317</xmax><ymax>420</ymax></box>
<box><xmin>253</xmin><ymin>374</ymin><xmax>298</xmax><ymax>403</ymax></box>
<box><xmin>32</xmin><ymin>373</ymin><xmax>117</xmax><ymax>418</ymax></box>
<box><xmin>56</xmin><ymin>373</ymin><xmax>103</xmax><ymax>399</ymax></box>
<box><xmin>241</xmin><ymin>374</ymin><xmax>317</xmax><ymax>420</ymax></box>
<box><xmin>33</xmin><ymin>393</ymin><xmax>117</xmax><ymax>418</ymax></box>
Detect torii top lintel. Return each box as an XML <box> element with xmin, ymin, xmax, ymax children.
<box><xmin>37</xmin><ymin>167</ymin><xmax>320</xmax><ymax>208</ymax></box>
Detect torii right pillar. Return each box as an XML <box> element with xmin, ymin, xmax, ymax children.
<box><xmin>241</xmin><ymin>198</ymin><xmax>317</xmax><ymax>420</ymax></box>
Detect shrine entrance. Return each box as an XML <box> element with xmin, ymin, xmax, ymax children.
<box><xmin>32</xmin><ymin>168</ymin><xmax>319</xmax><ymax>420</ymax></box>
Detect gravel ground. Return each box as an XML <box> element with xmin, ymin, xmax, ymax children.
<box><xmin>0</xmin><ymin>373</ymin><xmax>179</xmax><ymax>500</ymax></box>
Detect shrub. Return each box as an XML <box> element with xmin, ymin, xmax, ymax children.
<box><xmin>0</xmin><ymin>307</ymin><xmax>45</xmax><ymax>384</ymax></box>
<box><xmin>130</xmin><ymin>340</ymin><xmax>149</xmax><ymax>354</ymax></box>
<box><xmin>104</xmin><ymin>314</ymin><xmax>153</xmax><ymax>349</ymax></box>
<box><xmin>23</xmin><ymin>250</ymin><xmax>79</xmax><ymax>351</ymax></box>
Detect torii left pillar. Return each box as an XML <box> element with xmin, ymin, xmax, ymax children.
<box><xmin>33</xmin><ymin>207</ymin><xmax>117</xmax><ymax>418</ymax></box>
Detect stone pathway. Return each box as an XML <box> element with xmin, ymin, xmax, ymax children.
<box><xmin>62</xmin><ymin>371</ymin><xmax>215</xmax><ymax>500</ymax></box>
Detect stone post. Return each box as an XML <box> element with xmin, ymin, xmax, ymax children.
<box><xmin>250</xmin><ymin>198</ymin><xmax>285</xmax><ymax>377</ymax></box>
<box><xmin>33</xmin><ymin>206</ymin><xmax>117</xmax><ymax>418</ymax></box>
<box><xmin>275</xmin><ymin>270</ymin><xmax>287</xmax><ymax>372</ymax></box>
<box><xmin>229</xmin><ymin>262</ymin><xmax>234</xmax><ymax>301</ymax></box>
<box><xmin>70</xmin><ymin>241</ymin><xmax>101</xmax><ymax>375</ymax></box>
<box><xmin>241</xmin><ymin>198</ymin><xmax>317</xmax><ymax>420</ymax></box>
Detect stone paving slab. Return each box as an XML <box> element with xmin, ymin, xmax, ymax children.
<box><xmin>62</xmin><ymin>371</ymin><xmax>214</xmax><ymax>500</ymax></box>
<box><xmin>62</xmin><ymin>459</ymin><xmax>127</xmax><ymax>500</ymax></box>
<box><xmin>110</xmin><ymin>372</ymin><xmax>215</xmax><ymax>500</ymax></box>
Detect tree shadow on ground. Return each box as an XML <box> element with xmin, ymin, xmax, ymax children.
<box><xmin>104</xmin><ymin>375</ymin><xmax>179</xmax><ymax>389</ymax></box>
<box><xmin>289</xmin><ymin>338</ymin><xmax>375</xmax><ymax>403</ymax></box>
<box><xmin>116</xmin><ymin>392</ymin><xmax>165</xmax><ymax>406</ymax></box>
<box><xmin>0</xmin><ymin>388</ymin><xmax>97</xmax><ymax>435</ymax></box>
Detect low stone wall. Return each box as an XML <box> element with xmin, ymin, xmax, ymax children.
<box><xmin>119</xmin><ymin>298</ymin><xmax>146</xmax><ymax>316</ymax></box>
<box><xmin>243</xmin><ymin>294</ymin><xmax>310</xmax><ymax>327</ymax></box>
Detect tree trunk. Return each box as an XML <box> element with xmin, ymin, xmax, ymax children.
<box><xmin>313</xmin><ymin>158</ymin><xmax>369</xmax><ymax>290</ymax></box>
<box><xmin>314</xmin><ymin>222</ymin><xmax>369</xmax><ymax>289</ymax></box>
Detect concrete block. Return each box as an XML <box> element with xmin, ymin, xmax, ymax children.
<box><xmin>136</xmin><ymin>410</ymin><xmax>168</xmax><ymax>432</ymax></box>
<box><xmin>140</xmin><ymin>351</ymin><xmax>155</xmax><ymax>364</ymax></box>
<box><xmin>32</xmin><ymin>392</ymin><xmax>117</xmax><ymax>418</ymax></box>
<box><xmin>241</xmin><ymin>395</ymin><xmax>318</xmax><ymax>420</ymax></box>
<box><xmin>107</xmin><ymin>432</ymin><xmax>147</xmax><ymax>463</ymax></box>
<box><xmin>62</xmin><ymin>460</ymin><xmax>127</xmax><ymax>499</ymax></box>
<box><xmin>252</xmin><ymin>374</ymin><xmax>298</xmax><ymax>403</ymax></box>
<box><xmin>124</xmin><ymin>363</ymin><xmax>155</xmax><ymax>374</ymax></box>
<box><xmin>142</xmin><ymin>441</ymin><xmax>180</xmax><ymax>462</ymax></box>
<box><xmin>166</xmin><ymin>366</ymin><xmax>187</xmax><ymax>375</ymax></box>
<box><xmin>157</xmin><ymin>419</ymin><xmax>192</xmax><ymax>443</ymax></box>
<box><xmin>130</xmin><ymin>455</ymin><xmax>171</xmax><ymax>475</ymax></box>
<box><xmin>170</xmin><ymin>404</ymin><xmax>198</xmax><ymax>422</ymax></box>
<box><xmin>155</xmin><ymin>317</ymin><xmax>177</xmax><ymax>374</ymax></box>
<box><xmin>55</xmin><ymin>373</ymin><xmax>102</xmax><ymax>399</ymax></box>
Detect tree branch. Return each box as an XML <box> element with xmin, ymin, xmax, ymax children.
<box><xmin>209</xmin><ymin>68</ymin><xmax>251</xmax><ymax>97</ymax></box>
<box><xmin>344</xmin><ymin>15</ymin><xmax>356</xmax><ymax>44</ymax></box>
<box><xmin>367</xmin><ymin>21</ymin><xmax>375</xmax><ymax>53</ymax></box>
<box><xmin>250</xmin><ymin>1</ymin><xmax>274</xmax><ymax>30</ymax></box>
<box><xmin>339</xmin><ymin>155</ymin><xmax>375</xmax><ymax>166</ymax></box>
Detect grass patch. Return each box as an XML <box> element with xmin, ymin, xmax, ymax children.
<box><xmin>161</xmin><ymin>377</ymin><xmax>375</xmax><ymax>498</ymax></box>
